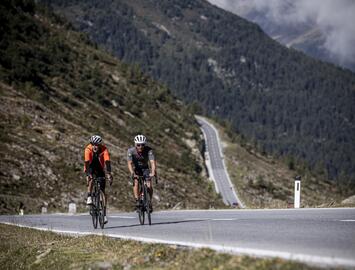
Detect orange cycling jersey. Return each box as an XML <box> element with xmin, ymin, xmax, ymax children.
<box><xmin>84</xmin><ymin>144</ymin><xmax>110</xmax><ymax>173</ymax></box>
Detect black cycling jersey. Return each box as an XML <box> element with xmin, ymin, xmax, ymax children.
<box><xmin>89</xmin><ymin>152</ymin><xmax>105</xmax><ymax>177</ymax></box>
<box><xmin>127</xmin><ymin>146</ymin><xmax>155</xmax><ymax>172</ymax></box>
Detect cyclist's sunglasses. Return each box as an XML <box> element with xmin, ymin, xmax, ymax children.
<box><xmin>136</xmin><ymin>144</ymin><xmax>145</xmax><ymax>147</ymax></box>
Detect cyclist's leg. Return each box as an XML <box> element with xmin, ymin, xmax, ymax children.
<box><xmin>86</xmin><ymin>175</ymin><xmax>94</xmax><ymax>204</ymax></box>
<box><xmin>133</xmin><ymin>179</ymin><xmax>139</xmax><ymax>200</ymax></box>
<box><xmin>143</xmin><ymin>169</ymin><xmax>153</xmax><ymax>198</ymax></box>
<box><xmin>134</xmin><ymin>169</ymin><xmax>143</xmax><ymax>200</ymax></box>
<box><xmin>87</xmin><ymin>178</ymin><xmax>93</xmax><ymax>196</ymax></box>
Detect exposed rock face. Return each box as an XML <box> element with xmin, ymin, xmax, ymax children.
<box><xmin>341</xmin><ymin>195</ymin><xmax>355</xmax><ymax>205</ymax></box>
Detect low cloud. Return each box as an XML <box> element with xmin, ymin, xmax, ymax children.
<box><xmin>208</xmin><ymin>0</ymin><xmax>355</xmax><ymax>66</ymax></box>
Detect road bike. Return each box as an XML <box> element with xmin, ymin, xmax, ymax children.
<box><xmin>90</xmin><ymin>176</ymin><xmax>105</xmax><ymax>229</ymax></box>
<box><xmin>135</xmin><ymin>175</ymin><xmax>154</xmax><ymax>226</ymax></box>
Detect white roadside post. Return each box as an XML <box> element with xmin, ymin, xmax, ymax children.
<box><xmin>294</xmin><ymin>176</ymin><xmax>301</xmax><ymax>208</ymax></box>
<box><xmin>68</xmin><ymin>203</ymin><xmax>77</xmax><ymax>214</ymax></box>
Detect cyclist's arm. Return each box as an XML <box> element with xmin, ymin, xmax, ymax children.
<box><xmin>148</xmin><ymin>149</ymin><xmax>156</xmax><ymax>176</ymax></box>
<box><xmin>150</xmin><ymin>160</ymin><xmax>156</xmax><ymax>176</ymax></box>
<box><xmin>127</xmin><ymin>160</ymin><xmax>134</xmax><ymax>175</ymax></box>
<box><xmin>102</xmin><ymin>146</ymin><xmax>112</xmax><ymax>174</ymax></box>
<box><xmin>127</xmin><ymin>149</ymin><xmax>135</xmax><ymax>175</ymax></box>
<box><xmin>105</xmin><ymin>161</ymin><xmax>112</xmax><ymax>173</ymax></box>
<box><xmin>84</xmin><ymin>161</ymin><xmax>92</xmax><ymax>175</ymax></box>
<box><xmin>84</xmin><ymin>148</ymin><xmax>92</xmax><ymax>176</ymax></box>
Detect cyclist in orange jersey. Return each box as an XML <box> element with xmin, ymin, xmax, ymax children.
<box><xmin>84</xmin><ymin>135</ymin><xmax>112</xmax><ymax>224</ymax></box>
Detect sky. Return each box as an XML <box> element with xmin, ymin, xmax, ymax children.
<box><xmin>207</xmin><ymin>0</ymin><xmax>355</xmax><ymax>66</ymax></box>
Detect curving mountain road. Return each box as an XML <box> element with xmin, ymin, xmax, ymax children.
<box><xmin>195</xmin><ymin>116</ymin><xmax>244</xmax><ymax>207</ymax></box>
<box><xmin>1</xmin><ymin>208</ymin><xmax>355</xmax><ymax>268</ymax></box>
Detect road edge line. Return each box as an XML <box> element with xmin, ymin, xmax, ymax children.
<box><xmin>2</xmin><ymin>221</ymin><xmax>355</xmax><ymax>268</ymax></box>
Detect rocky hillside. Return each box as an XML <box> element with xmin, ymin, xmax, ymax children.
<box><xmin>42</xmin><ymin>0</ymin><xmax>355</xmax><ymax>188</ymax></box>
<box><xmin>0</xmin><ymin>0</ymin><xmax>224</xmax><ymax>214</ymax></box>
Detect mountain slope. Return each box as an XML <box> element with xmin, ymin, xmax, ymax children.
<box><xmin>42</xmin><ymin>0</ymin><xmax>355</xmax><ymax>187</ymax></box>
<box><xmin>207</xmin><ymin>0</ymin><xmax>355</xmax><ymax>73</ymax></box>
<box><xmin>0</xmin><ymin>0</ymin><xmax>223</xmax><ymax>214</ymax></box>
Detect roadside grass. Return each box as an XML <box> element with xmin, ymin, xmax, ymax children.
<box><xmin>0</xmin><ymin>224</ymin><xmax>321</xmax><ymax>270</ymax></box>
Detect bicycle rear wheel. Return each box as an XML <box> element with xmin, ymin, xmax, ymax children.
<box><xmin>98</xmin><ymin>191</ymin><xmax>105</xmax><ymax>229</ymax></box>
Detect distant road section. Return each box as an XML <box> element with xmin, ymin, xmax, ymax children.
<box><xmin>195</xmin><ymin>116</ymin><xmax>244</xmax><ymax>208</ymax></box>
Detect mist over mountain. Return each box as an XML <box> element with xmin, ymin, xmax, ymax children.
<box><xmin>41</xmin><ymin>0</ymin><xmax>355</xmax><ymax>188</ymax></box>
<box><xmin>207</xmin><ymin>0</ymin><xmax>355</xmax><ymax>72</ymax></box>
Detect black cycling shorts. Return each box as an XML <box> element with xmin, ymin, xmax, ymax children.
<box><xmin>93</xmin><ymin>172</ymin><xmax>106</xmax><ymax>193</ymax></box>
<box><xmin>133</xmin><ymin>168</ymin><xmax>151</xmax><ymax>186</ymax></box>
<box><xmin>135</xmin><ymin>168</ymin><xmax>150</xmax><ymax>179</ymax></box>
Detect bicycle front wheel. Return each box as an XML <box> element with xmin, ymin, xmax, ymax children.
<box><xmin>91</xmin><ymin>192</ymin><xmax>98</xmax><ymax>229</ymax></box>
<box><xmin>98</xmin><ymin>191</ymin><xmax>105</xmax><ymax>229</ymax></box>
<box><xmin>138</xmin><ymin>201</ymin><xmax>145</xmax><ymax>225</ymax></box>
<box><xmin>145</xmin><ymin>187</ymin><xmax>152</xmax><ymax>226</ymax></box>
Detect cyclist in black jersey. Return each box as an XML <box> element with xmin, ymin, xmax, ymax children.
<box><xmin>127</xmin><ymin>134</ymin><xmax>156</xmax><ymax>211</ymax></box>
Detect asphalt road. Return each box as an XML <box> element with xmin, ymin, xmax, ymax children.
<box><xmin>196</xmin><ymin>116</ymin><xmax>244</xmax><ymax>207</ymax></box>
<box><xmin>1</xmin><ymin>208</ymin><xmax>355</xmax><ymax>268</ymax></box>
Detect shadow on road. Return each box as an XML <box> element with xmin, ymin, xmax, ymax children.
<box><xmin>105</xmin><ymin>218</ymin><xmax>207</xmax><ymax>229</ymax></box>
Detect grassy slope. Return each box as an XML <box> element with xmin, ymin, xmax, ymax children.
<box><xmin>0</xmin><ymin>224</ymin><xmax>320</xmax><ymax>270</ymax></box>
<box><xmin>0</xmin><ymin>1</ymin><xmax>223</xmax><ymax>214</ymax></box>
<box><xmin>202</xmin><ymin>117</ymin><xmax>345</xmax><ymax>208</ymax></box>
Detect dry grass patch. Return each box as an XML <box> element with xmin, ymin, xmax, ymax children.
<box><xmin>0</xmin><ymin>223</ymin><xmax>322</xmax><ymax>270</ymax></box>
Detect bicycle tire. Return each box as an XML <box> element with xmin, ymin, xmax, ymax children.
<box><xmin>98</xmin><ymin>190</ymin><xmax>105</xmax><ymax>229</ymax></box>
<box><xmin>145</xmin><ymin>186</ymin><xmax>152</xmax><ymax>226</ymax></box>
<box><xmin>91</xmin><ymin>204</ymin><xmax>98</xmax><ymax>229</ymax></box>
<box><xmin>138</xmin><ymin>205</ymin><xmax>145</xmax><ymax>225</ymax></box>
<box><xmin>138</xmin><ymin>180</ymin><xmax>145</xmax><ymax>225</ymax></box>
<box><xmin>91</xmin><ymin>185</ymin><xmax>98</xmax><ymax>229</ymax></box>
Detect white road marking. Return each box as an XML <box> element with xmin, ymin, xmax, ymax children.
<box><xmin>211</xmin><ymin>218</ymin><xmax>237</xmax><ymax>221</ymax></box>
<box><xmin>110</xmin><ymin>215</ymin><xmax>135</xmax><ymax>219</ymax></box>
<box><xmin>182</xmin><ymin>218</ymin><xmax>237</xmax><ymax>221</ymax></box>
<box><xmin>158</xmin><ymin>207</ymin><xmax>355</xmax><ymax>213</ymax></box>
<box><xmin>340</xmin><ymin>220</ymin><xmax>355</xmax><ymax>222</ymax></box>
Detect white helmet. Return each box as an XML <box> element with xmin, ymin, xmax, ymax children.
<box><xmin>90</xmin><ymin>135</ymin><xmax>102</xmax><ymax>145</ymax></box>
<box><xmin>134</xmin><ymin>134</ymin><xmax>146</xmax><ymax>144</ymax></box>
